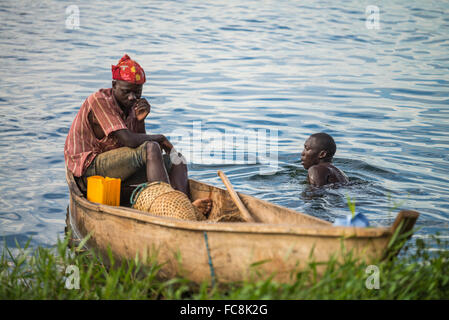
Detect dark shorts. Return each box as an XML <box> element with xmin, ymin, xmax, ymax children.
<box><xmin>77</xmin><ymin>142</ymin><xmax>172</xmax><ymax>194</ymax></box>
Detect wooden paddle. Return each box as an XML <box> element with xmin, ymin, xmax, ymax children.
<box><xmin>217</xmin><ymin>170</ymin><xmax>255</xmax><ymax>222</ymax></box>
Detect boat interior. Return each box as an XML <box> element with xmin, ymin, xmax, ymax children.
<box><xmin>73</xmin><ymin>170</ymin><xmax>333</xmax><ymax>226</ymax></box>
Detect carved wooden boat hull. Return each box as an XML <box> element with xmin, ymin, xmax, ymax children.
<box><xmin>65</xmin><ymin>169</ymin><xmax>419</xmax><ymax>284</ymax></box>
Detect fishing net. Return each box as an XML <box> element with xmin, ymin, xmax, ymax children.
<box><xmin>208</xmin><ymin>211</ymin><xmax>245</xmax><ymax>222</ymax></box>
<box><xmin>131</xmin><ymin>181</ymin><xmax>206</xmax><ymax>221</ymax></box>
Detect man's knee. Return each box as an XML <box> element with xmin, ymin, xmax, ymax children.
<box><xmin>145</xmin><ymin>141</ymin><xmax>162</xmax><ymax>159</ymax></box>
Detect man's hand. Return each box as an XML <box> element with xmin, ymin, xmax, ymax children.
<box><xmin>159</xmin><ymin>136</ymin><xmax>174</xmax><ymax>154</ymax></box>
<box><xmin>134</xmin><ymin>98</ymin><xmax>151</xmax><ymax>122</ymax></box>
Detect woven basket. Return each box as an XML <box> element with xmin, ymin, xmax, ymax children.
<box><xmin>132</xmin><ymin>182</ymin><xmax>204</xmax><ymax>221</ymax></box>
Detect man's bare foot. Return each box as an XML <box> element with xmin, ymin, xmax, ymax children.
<box><xmin>192</xmin><ymin>198</ymin><xmax>212</xmax><ymax>217</ymax></box>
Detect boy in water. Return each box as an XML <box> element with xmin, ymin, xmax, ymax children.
<box><xmin>301</xmin><ymin>132</ymin><xmax>349</xmax><ymax>187</ymax></box>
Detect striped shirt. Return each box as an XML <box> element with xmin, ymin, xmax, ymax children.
<box><xmin>64</xmin><ymin>88</ymin><xmax>144</xmax><ymax>177</ymax></box>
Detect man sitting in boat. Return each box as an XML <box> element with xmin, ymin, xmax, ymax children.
<box><xmin>301</xmin><ymin>132</ymin><xmax>349</xmax><ymax>187</ymax></box>
<box><xmin>64</xmin><ymin>54</ymin><xmax>211</xmax><ymax>215</ymax></box>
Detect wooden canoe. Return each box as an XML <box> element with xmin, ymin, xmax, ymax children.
<box><xmin>65</xmin><ymin>169</ymin><xmax>419</xmax><ymax>284</ymax></box>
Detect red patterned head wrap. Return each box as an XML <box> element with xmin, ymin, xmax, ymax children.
<box><xmin>111</xmin><ymin>54</ymin><xmax>146</xmax><ymax>85</ymax></box>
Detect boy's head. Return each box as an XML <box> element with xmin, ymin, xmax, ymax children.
<box><xmin>301</xmin><ymin>132</ymin><xmax>336</xmax><ymax>169</ymax></box>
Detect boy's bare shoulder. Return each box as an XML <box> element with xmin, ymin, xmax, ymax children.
<box><xmin>308</xmin><ymin>163</ymin><xmax>348</xmax><ymax>187</ymax></box>
<box><xmin>308</xmin><ymin>164</ymin><xmax>331</xmax><ymax>175</ymax></box>
<box><xmin>307</xmin><ymin>164</ymin><xmax>331</xmax><ymax>186</ymax></box>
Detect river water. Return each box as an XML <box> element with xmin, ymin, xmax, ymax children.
<box><xmin>1</xmin><ymin>0</ymin><xmax>448</xmax><ymax>252</ymax></box>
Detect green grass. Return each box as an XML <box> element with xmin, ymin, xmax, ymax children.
<box><xmin>1</xmin><ymin>232</ymin><xmax>448</xmax><ymax>300</ymax></box>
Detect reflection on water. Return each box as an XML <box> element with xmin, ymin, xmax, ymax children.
<box><xmin>1</xmin><ymin>0</ymin><xmax>449</xmax><ymax>253</ymax></box>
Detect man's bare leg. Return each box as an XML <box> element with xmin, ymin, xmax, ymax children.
<box><xmin>168</xmin><ymin>159</ymin><xmax>212</xmax><ymax>216</ymax></box>
<box><xmin>146</xmin><ymin>143</ymin><xmax>211</xmax><ymax>216</ymax></box>
<box><xmin>145</xmin><ymin>142</ymin><xmax>170</xmax><ymax>184</ymax></box>
<box><xmin>169</xmin><ymin>161</ymin><xmax>190</xmax><ymax>196</ymax></box>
